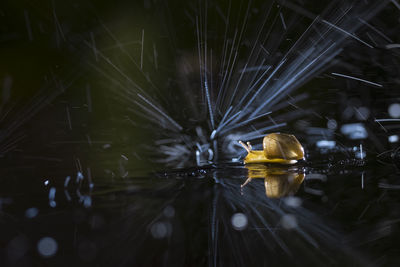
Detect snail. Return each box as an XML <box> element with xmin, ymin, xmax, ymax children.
<box><xmin>239</xmin><ymin>133</ymin><xmax>304</xmax><ymax>164</ymax></box>
<box><xmin>241</xmin><ymin>164</ymin><xmax>305</xmax><ymax>198</ymax></box>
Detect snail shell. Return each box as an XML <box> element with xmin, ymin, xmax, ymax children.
<box><xmin>262</xmin><ymin>133</ymin><xmax>304</xmax><ymax>161</ymax></box>
<box><xmin>239</xmin><ymin>133</ymin><xmax>304</xmax><ymax>164</ymax></box>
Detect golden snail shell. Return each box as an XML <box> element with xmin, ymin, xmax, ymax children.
<box><xmin>239</xmin><ymin>133</ymin><xmax>304</xmax><ymax>164</ymax></box>
<box><xmin>262</xmin><ymin>133</ymin><xmax>304</xmax><ymax>161</ymax></box>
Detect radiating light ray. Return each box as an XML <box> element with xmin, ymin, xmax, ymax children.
<box><xmin>233</xmin><ymin>63</ymin><xmax>271</xmax><ymax>112</ymax></box>
<box><xmin>95</xmin><ymin>23</ymin><xmax>161</xmax><ymax>93</ymax></box>
<box><xmin>238</xmin><ymin>123</ymin><xmax>287</xmax><ymax>141</ymax></box>
<box><xmin>250</xmin><ymin>42</ymin><xmax>339</xmax><ymax>118</ymax></box>
<box><xmin>137</xmin><ymin>94</ymin><xmax>183</xmax><ymax>131</ymax></box>
<box><xmin>90</xmin><ymin>32</ymin><xmax>98</xmax><ymax>62</ymax></box>
<box><xmin>196</xmin><ymin>16</ymin><xmax>205</xmax><ymax>104</ymax></box>
<box><xmin>65</xmin><ymin>106</ymin><xmax>72</xmax><ymax>130</ymax></box>
<box><xmin>215</xmin><ymin>0</ymin><xmax>232</xmax><ymax>107</ymax></box>
<box><xmin>220</xmin><ymin>1</ymin><xmax>273</xmax><ymax>112</ymax></box>
<box><xmin>331</xmin><ymin>72</ymin><xmax>383</xmax><ymax>87</ymax></box>
<box><xmin>239</xmin><ymin>65</ymin><xmax>271</xmax><ymax>73</ymax></box>
<box><xmin>217</xmin><ymin>2</ymin><xmax>250</xmax><ymax>110</ymax></box>
<box><xmin>358</xmin><ymin>18</ymin><xmax>393</xmax><ymax>43</ymax></box>
<box><xmin>216</xmin><ymin>0</ymin><xmax>252</xmax><ymax>110</ymax></box>
<box><xmin>204</xmin><ymin>79</ymin><xmax>215</xmax><ymax>130</ymax></box>
<box><xmin>280</xmin><ymin>11</ymin><xmax>287</xmax><ymax>30</ymax></box>
<box><xmin>214</xmin><ymin>110</ymin><xmax>242</xmax><ymax>135</ymax></box>
<box><xmin>234</xmin><ymin>58</ymin><xmax>288</xmax><ymax>122</ymax></box>
<box><xmin>52</xmin><ymin>0</ymin><xmax>66</xmax><ymax>46</ymax></box>
<box><xmin>391</xmin><ymin>0</ymin><xmax>400</xmax><ymax>10</ymax></box>
<box><xmin>264</xmin><ymin>47</ymin><xmax>343</xmax><ymax>110</ymax></box>
<box><xmin>0</xmin><ymin>70</ymin><xmax>77</xmax><ymax>157</ymax></box>
<box><xmin>141</xmin><ymin>29</ymin><xmax>145</xmax><ymax>70</ymax></box>
<box><xmin>219</xmin><ymin>111</ymin><xmax>272</xmax><ymax>135</ymax></box>
<box><xmin>24</xmin><ymin>10</ymin><xmax>33</xmax><ymax>41</ymax></box>
<box><xmin>375</xmin><ymin>118</ymin><xmax>400</xmax><ymax>122</ymax></box>
<box><xmin>321</xmin><ymin>19</ymin><xmax>374</xmax><ymax>48</ymax></box>
<box><xmin>385</xmin><ymin>44</ymin><xmax>400</xmax><ymax>49</ymax></box>
<box><xmin>88</xmin><ymin>0</ymin><xmax>392</xmax><ymax>167</ymax></box>
<box><xmin>217</xmin><ymin>105</ymin><xmax>233</xmax><ymax>129</ymax></box>
<box><xmin>226</xmin><ymin>63</ymin><xmax>248</xmax><ymax>109</ymax></box>
<box><xmin>366</xmin><ymin>32</ymin><xmax>378</xmax><ymax>47</ymax></box>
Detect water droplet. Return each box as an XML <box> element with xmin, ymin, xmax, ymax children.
<box><xmin>283</xmin><ymin>196</ymin><xmax>302</xmax><ymax>208</ymax></box>
<box><xmin>388</xmin><ymin>103</ymin><xmax>400</xmax><ymax>118</ymax></box>
<box><xmin>327</xmin><ymin>119</ymin><xmax>337</xmax><ymax>130</ymax></box>
<box><xmin>316</xmin><ymin>140</ymin><xmax>336</xmax><ymax>149</ymax></box>
<box><xmin>231</xmin><ymin>213</ymin><xmax>248</xmax><ymax>230</ymax></box>
<box><xmin>340</xmin><ymin>123</ymin><xmax>368</xmax><ymax>139</ymax></box>
<box><xmin>25</xmin><ymin>207</ymin><xmax>39</xmax><ymax>218</ymax></box>
<box><xmin>163</xmin><ymin>205</ymin><xmax>175</xmax><ymax>218</ymax></box>
<box><xmin>281</xmin><ymin>214</ymin><xmax>297</xmax><ymax>229</ymax></box>
<box><xmin>151</xmin><ymin>222</ymin><xmax>168</xmax><ymax>239</ymax></box>
<box><xmin>389</xmin><ymin>135</ymin><xmax>399</xmax><ymax>143</ymax></box>
<box><xmin>37</xmin><ymin>237</ymin><xmax>58</xmax><ymax>258</ymax></box>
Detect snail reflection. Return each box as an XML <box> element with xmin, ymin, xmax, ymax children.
<box><xmin>241</xmin><ymin>164</ymin><xmax>305</xmax><ymax>198</ymax></box>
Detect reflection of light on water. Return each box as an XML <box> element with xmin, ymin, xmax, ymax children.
<box><xmin>281</xmin><ymin>214</ymin><xmax>298</xmax><ymax>230</ymax></box>
<box><xmin>163</xmin><ymin>205</ymin><xmax>175</xmax><ymax>218</ymax></box>
<box><xmin>389</xmin><ymin>135</ymin><xmax>399</xmax><ymax>143</ymax></box>
<box><xmin>49</xmin><ymin>187</ymin><xmax>57</xmax><ymax>208</ymax></box>
<box><xmin>283</xmin><ymin>196</ymin><xmax>302</xmax><ymax>208</ymax></box>
<box><xmin>316</xmin><ymin>140</ymin><xmax>336</xmax><ymax>149</ymax></box>
<box><xmin>388</xmin><ymin>103</ymin><xmax>400</xmax><ymax>118</ymax></box>
<box><xmin>231</xmin><ymin>213</ymin><xmax>248</xmax><ymax>231</ymax></box>
<box><xmin>340</xmin><ymin>123</ymin><xmax>368</xmax><ymax>140</ymax></box>
<box><xmin>37</xmin><ymin>237</ymin><xmax>58</xmax><ymax>258</ymax></box>
<box><xmin>151</xmin><ymin>221</ymin><xmax>172</xmax><ymax>239</ymax></box>
<box><xmin>327</xmin><ymin>119</ymin><xmax>337</xmax><ymax>130</ymax></box>
<box><xmin>242</xmin><ymin>164</ymin><xmax>305</xmax><ymax>198</ymax></box>
<box><xmin>4</xmin><ymin>161</ymin><xmax>387</xmax><ymax>266</ymax></box>
<box><xmin>25</xmin><ymin>207</ymin><xmax>39</xmax><ymax>218</ymax></box>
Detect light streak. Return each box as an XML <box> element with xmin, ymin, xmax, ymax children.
<box><xmin>331</xmin><ymin>72</ymin><xmax>383</xmax><ymax>87</ymax></box>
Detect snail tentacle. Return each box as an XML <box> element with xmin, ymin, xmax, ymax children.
<box><xmin>239</xmin><ymin>141</ymin><xmax>252</xmax><ymax>153</ymax></box>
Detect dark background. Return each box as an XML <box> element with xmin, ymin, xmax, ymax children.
<box><xmin>0</xmin><ymin>0</ymin><xmax>400</xmax><ymax>266</ymax></box>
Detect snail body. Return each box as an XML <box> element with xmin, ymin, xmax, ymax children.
<box><xmin>239</xmin><ymin>133</ymin><xmax>304</xmax><ymax>164</ymax></box>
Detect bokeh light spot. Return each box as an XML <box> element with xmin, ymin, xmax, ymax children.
<box><xmin>281</xmin><ymin>214</ymin><xmax>298</xmax><ymax>230</ymax></box>
<box><xmin>37</xmin><ymin>237</ymin><xmax>58</xmax><ymax>258</ymax></box>
<box><xmin>283</xmin><ymin>196</ymin><xmax>302</xmax><ymax>208</ymax></box>
<box><xmin>327</xmin><ymin>119</ymin><xmax>337</xmax><ymax>130</ymax></box>
<box><xmin>389</xmin><ymin>135</ymin><xmax>399</xmax><ymax>143</ymax></box>
<box><xmin>25</xmin><ymin>207</ymin><xmax>39</xmax><ymax>218</ymax></box>
<box><xmin>231</xmin><ymin>213</ymin><xmax>248</xmax><ymax>230</ymax></box>
<box><xmin>163</xmin><ymin>205</ymin><xmax>175</xmax><ymax>218</ymax></box>
<box><xmin>388</xmin><ymin>103</ymin><xmax>400</xmax><ymax>118</ymax></box>
<box><xmin>151</xmin><ymin>222</ymin><xmax>168</xmax><ymax>239</ymax></box>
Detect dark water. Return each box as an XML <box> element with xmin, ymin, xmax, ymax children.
<box><xmin>1</xmin><ymin>154</ymin><xmax>400</xmax><ymax>266</ymax></box>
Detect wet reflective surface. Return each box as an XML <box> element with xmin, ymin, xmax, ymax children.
<box><xmin>1</xmin><ymin>155</ymin><xmax>400</xmax><ymax>266</ymax></box>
